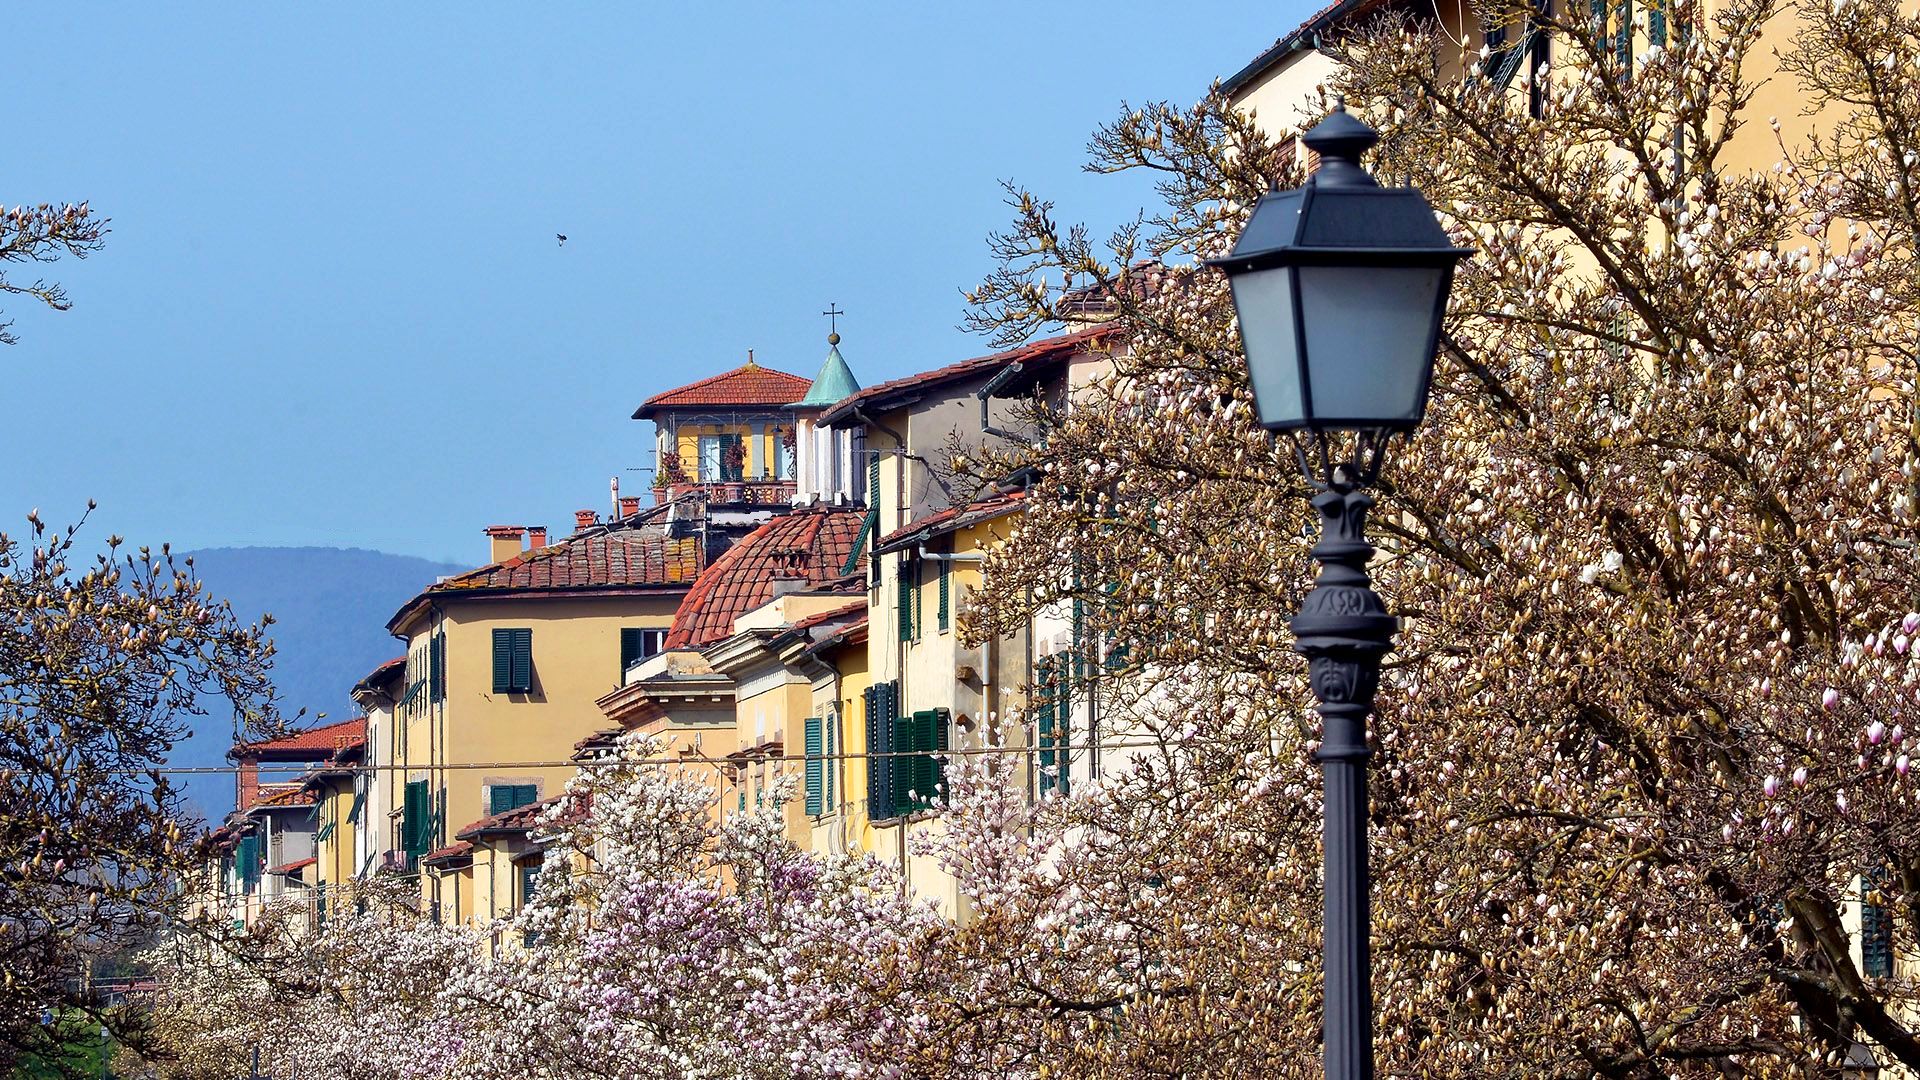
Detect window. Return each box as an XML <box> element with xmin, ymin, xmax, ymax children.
<box><xmin>937</xmin><ymin>559</ymin><xmax>951</xmax><ymax>632</ymax></box>
<box><xmin>698</xmin><ymin>433</ymin><xmax>745</xmax><ymax>482</ymax></box>
<box><xmin>1864</xmin><ymin>868</ymin><xmax>1895</xmax><ymax>978</ymax></box>
<box><xmin>519</xmin><ymin>862</ymin><xmax>541</xmax><ymax>907</ymax></box>
<box><xmin>402</xmin><ymin>780</ymin><xmax>430</xmax><ymax>864</ymax></box>
<box><xmin>492</xmin><ymin>628</ymin><xmax>533</xmax><ymax>693</ymax></box>
<box><xmin>428</xmin><ymin>630</ymin><xmax>446</xmax><ymax>703</ymax></box>
<box><xmin>864</xmin><ymin>681</ymin><xmax>900</xmax><ymax>820</ymax></box>
<box><xmin>488</xmin><ymin>783</ymin><xmax>538</xmax><ymax>816</ymax></box>
<box><xmin>805</xmin><ymin>716</ymin><xmax>826</xmax><ymax>816</ymax></box>
<box><xmin>1592</xmin><ymin>0</ymin><xmax>1632</xmax><ymax>70</ymax></box>
<box><xmin>897</xmin><ymin>561</ymin><xmax>916</xmax><ymax>643</ymax></box>
<box><xmin>619</xmin><ymin>628</ymin><xmax>666</xmax><ymax>675</ymax></box>
<box><xmin>1035</xmin><ymin>652</ymin><xmax>1072</xmax><ymax>796</ymax></box>
<box><xmin>803</xmin><ymin>712</ymin><xmax>839</xmax><ymax>816</ymax></box>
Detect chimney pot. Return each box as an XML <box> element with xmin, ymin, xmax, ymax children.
<box><xmin>619</xmin><ymin>496</ymin><xmax>642</xmax><ymax>518</ymax></box>
<box><xmin>528</xmin><ymin>527</ymin><xmax>549</xmax><ymax>550</ymax></box>
<box><xmin>575</xmin><ymin>509</ymin><xmax>599</xmax><ymax>531</ymax></box>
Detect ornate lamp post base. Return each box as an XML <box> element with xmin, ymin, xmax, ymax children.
<box><xmin>1292</xmin><ymin>482</ymin><xmax>1397</xmax><ymax>1080</ymax></box>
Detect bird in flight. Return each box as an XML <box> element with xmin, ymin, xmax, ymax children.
<box><xmin>556</xmin><ymin>233</ymin><xmax>568</xmax><ymax>247</ymax></box>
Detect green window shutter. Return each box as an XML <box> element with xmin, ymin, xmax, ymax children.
<box><xmin>910</xmin><ymin>709</ymin><xmax>946</xmax><ymax>809</ymax></box>
<box><xmin>738</xmin><ymin>786</ymin><xmax>747</xmax><ymax>812</ymax></box>
<box><xmin>1647</xmin><ymin>0</ymin><xmax>1665</xmax><ymax>45</ymax></box>
<box><xmin>891</xmin><ymin>710</ymin><xmax>917</xmax><ymax>812</ymax></box>
<box><xmin>346</xmin><ymin>789</ymin><xmax>364</xmax><ymax>824</ymax></box>
<box><xmin>520</xmin><ymin>864</ymin><xmax>541</xmax><ymax>906</ymax></box>
<box><xmin>804</xmin><ymin>716</ymin><xmax>825</xmax><ymax>816</ymax></box>
<box><xmin>429</xmin><ymin>632</ymin><xmax>445</xmax><ymax>702</ymax></box>
<box><xmin>489</xmin><ymin>784</ymin><xmax>537</xmax><ymax>816</ymax></box>
<box><xmin>824</xmin><ymin>709</ymin><xmax>836</xmax><ymax>807</ymax></box>
<box><xmin>1037</xmin><ymin>654</ymin><xmax>1070</xmax><ymax>797</ymax></box>
<box><xmin>1864</xmin><ymin>868</ymin><xmax>1895</xmax><ymax>977</ymax></box>
<box><xmin>402</xmin><ymin>780</ymin><xmax>428</xmax><ymax>859</ymax></box>
<box><xmin>492</xmin><ymin>629</ymin><xmax>513</xmax><ymax>693</ymax></box>
<box><xmin>864</xmin><ymin>686</ymin><xmax>881</xmax><ymax>819</ymax></box>
<box><xmin>937</xmin><ymin>560</ymin><xmax>950</xmax><ymax>632</ymax></box>
<box><xmin>511</xmin><ymin>629</ymin><xmax>532</xmax><ymax>692</ymax></box>
<box><xmin>932</xmin><ymin>707</ymin><xmax>949</xmax><ymax>806</ymax></box>
<box><xmin>897</xmin><ymin>561</ymin><xmax>914</xmax><ymax>643</ymax></box>
<box><xmin>912</xmin><ymin>561</ymin><xmax>923</xmax><ymax>639</ymax></box>
<box><xmin>316</xmin><ymin>820</ymin><xmax>335</xmax><ymax>842</ymax></box>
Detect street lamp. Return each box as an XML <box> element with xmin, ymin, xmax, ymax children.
<box><xmin>1208</xmin><ymin>103</ymin><xmax>1470</xmax><ymax>1080</ymax></box>
<box><xmin>1843</xmin><ymin>1040</ymin><xmax>1882</xmax><ymax>1080</ymax></box>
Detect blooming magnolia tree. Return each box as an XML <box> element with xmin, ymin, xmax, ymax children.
<box><xmin>146</xmin><ymin>736</ymin><xmax>946</xmax><ymax>1080</ymax></box>
<box><xmin>0</xmin><ymin>512</ymin><xmax>277</xmax><ymax>1078</ymax></box>
<box><xmin>951</xmin><ymin>0</ymin><xmax>1920</xmax><ymax>1073</ymax></box>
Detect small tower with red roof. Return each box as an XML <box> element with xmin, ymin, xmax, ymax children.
<box><xmin>632</xmin><ymin>351</ymin><xmax>812</xmax><ymax>508</ymax></box>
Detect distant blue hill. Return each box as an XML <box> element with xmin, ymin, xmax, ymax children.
<box><xmin>171</xmin><ymin>546</ymin><xmax>467</xmax><ymax>825</ymax></box>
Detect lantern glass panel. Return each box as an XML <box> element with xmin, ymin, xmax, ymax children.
<box><xmin>1297</xmin><ymin>264</ymin><xmax>1446</xmax><ymax>428</ymax></box>
<box><xmin>1228</xmin><ymin>265</ymin><xmax>1305</xmax><ymax>429</ymax></box>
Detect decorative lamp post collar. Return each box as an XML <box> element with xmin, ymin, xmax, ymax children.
<box><xmin>1302</xmin><ymin>102</ymin><xmax>1380</xmax><ymax>189</ymax></box>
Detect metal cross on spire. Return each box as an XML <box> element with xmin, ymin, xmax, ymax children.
<box><xmin>822</xmin><ymin>302</ymin><xmax>844</xmax><ymax>345</ymax></box>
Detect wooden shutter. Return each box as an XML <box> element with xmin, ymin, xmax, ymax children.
<box><xmin>492</xmin><ymin>629</ymin><xmax>513</xmax><ymax>693</ymax></box>
<box><xmin>892</xmin><ymin>709</ymin><xmax>917</xmax><ymax>812</ymax></box>
<box><xmin>804</xmin><ymin>716</ymin><xmax>824</xmax><ymax>816</ymax></box>
<box><xmin>937</xmin><ymin>559</ymin><xmax>950</xmax><ymax>631</ymax></box>
<box><xmin>1864</xmin><ymin>868</ymin><xmax>1895</xmax><ymax>977</ymax></box>
<box><xmin>864</xmin><ymin>686</ymin><xmax>881</xmax><ymax>819</ymax></box>
<box><xmin>402</xmin><ymin>781</ymin><xmax>428</xmax><ymax>858</ymax></box>
<box><xmin>897</xmin><ymin>561</ymin><xmax>914</xmax><ymax>642</ymax></box>
<box><xmin>511</xmin><ymin>629</ymin><xmax>532</xmax><ymax>692</ymax></box>
<box><xmin>824</xmin><ymin>708</ymin><xmax>836</xmax><ymax>807</ymax></box>
<box><xmin>429</xmin><ymin>632</ymin><xmax>445</xmax><ymax>702</ymax></box>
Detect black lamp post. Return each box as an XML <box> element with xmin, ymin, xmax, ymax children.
<box><xmin>1208</xmin><ymin>103</ymin><xmax>1470</xmax><ymax>1080</ymax></box>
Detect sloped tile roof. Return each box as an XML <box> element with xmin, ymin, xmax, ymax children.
<box><xmin>390</xmin><ymin>525</ymin><xmax>703</xmax><ymax>633</ymax></box>
<box><xmin>789</xmin><ymin>600</ymin><xmax>866</xmax><ymax>632</ymax></box>
<box><xmin>632</xmin><ymin>362</ymin><xmax>813</xmax><ymax>418</ymax></box>
<box><xmin>664</xmin><ymin>507</ymin><xmax>868</xmax><ymax>650</ymax></box>
<box><xmin>421</xmin><ymin>841</ymin><xmax>473</xmax><ymax>866</ymax></box>
<box><xmin>353</xmin><ymin>656</ymin><xmax>406</xmax><ymax>695</ymax></box>
<box><xmin>250</xmin><ymin>784</ymin><xmax>315</xmax><ymax>809</ymax></box>
<box><xmin>874</xmin><ymin>490</ymin><xmax>1028</xmax><ymax>555</ymax></box>
<box><xmin>456</xmin><ymin>795</ymin><xmax>567</xmax><ymax>840</ymax></box>
<box><xmin>232</xmin><ymin>717</ymin><xmax>368</xmax><ymax>761</ymax></box>
<box><xmin>1218</xmin><ymin>0</ymin><xmax>1379</xmax><ymax>97</ymax></box>
<box><xmin>816</xmin><ymin>326</ymin><xmax>1115</xmax><ymax>426</ymax></box>
<box><xmin>268</xmin><ymin>856</ymin><xmax>316</xmax><ymax>875</ymax></box>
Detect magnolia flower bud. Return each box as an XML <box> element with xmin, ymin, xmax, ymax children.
<box><xmin>1793</xmin><ymin>766</ymin><xmax>1808</xmax><ymax>787</ymax></box>
<box><xmin>1823</xmin><ymin>688</ymin><xmax>1841</xmax><ymax>711</ymax></box>
<box><xmin>1869</xmin><ymin>720</ymin><xmax>1887</xmax><ymax>744</ymax></box>
<box><xmin>1764</xmin><ymin>775</ymin><xmax>1779</xmax><ymax>797</ymax></box>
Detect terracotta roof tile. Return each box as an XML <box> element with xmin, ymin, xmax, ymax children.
<box><xmin>816</xmin><ymin>326</ymin><xmax>1115</xmax><ymax>426</ymax></box>
<box><xmin>664</xmin><ymin>508</ymin><xmax>868</xmax><ymax>650</ymax></box>
<box><xmin>421</xmin><ymin>841</ymin><xmax>473</xmax><ymax>865</ymax></box>
<box><xmin>456</xmin><ymin>795</ymin><xmax>567</xmax><ymax>840</ymax></box>
<box><xmin>390</xmin><ymin>525</ymin><xmax>704</xmax><ymax>632</ymax></box>
<box><xmin>233</xmin><ymin>717</ymin><xmax>368</xmax><ymax>761</ymax></box>
<box><xmin>250</xmin><ymin>785</ymin><xmax>315</xmax><ymax>809</ymax></box>
<box><xmin>789</xmin><ymin>600</ymin><xmax>866</xmax><ymax>632</ymax></box>
<box><xmin>268</xmin><ymin>856</ymin><xmax>316</xmax><ymax>875</ymax></box>
<box><xmin>353</xmin><ymin>657</ymin><xmax>406</xmax><ymax>695</ymax></box>
<box><xmin>632</xmin><ymin>362</ymin><xmax>813</xmax><ymax>418</ymax></box>
<box><xmin>1219</xmin><ymin>0</ymin><xmax>1379</xmax><ymax>96</ymax></box>
<box><xmin>874</xmin><ymin>490</ymin><xmax>1027</xmax><ymax>554</ymax></box>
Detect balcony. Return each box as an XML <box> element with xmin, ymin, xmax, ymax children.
<box><xmin>661</xmin><ymin>480</ymin><xmax>797</xmax><ymax>507</ymax></box>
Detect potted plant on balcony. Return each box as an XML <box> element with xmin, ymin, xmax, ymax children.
<box><xmin>657</xmin><ymin>452</ymin><xmax>689</xmax><ymax>502</ymax></box>
<box><xmin>720</xmin><ymin>439</ymin><xmax>747</xmax><ymax>502</ymax></box>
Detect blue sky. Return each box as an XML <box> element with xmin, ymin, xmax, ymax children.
<box><xmin>4</xmin><ymin>4</ymin><xmax>1302</xmax><ymax>565</ymax></box>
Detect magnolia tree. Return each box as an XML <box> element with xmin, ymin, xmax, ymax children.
<box><xmin>0</xmin><ymin>512</ymin><xmax>278</xmax><ymax>1077</ymax></box>
<box><xmin>948</xmin><ymin>0</ymin><xmax>1920</xmax><ymax>1072</ymax></box>
<box><xmin>0</xmin><ymin>200</ymin><xmax>105</xmax><ymax>345</ymax></box>
<box><xmin>144</xmin><ymin>735</ymin><xmax>947</xmax><ymax>1080</ymax></box>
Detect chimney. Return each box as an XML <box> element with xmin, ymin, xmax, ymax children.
<box><xmin>574</xmin><ymin>509</ymin><xmax>599</xmax><ymax>532</ymax></box>
<box><xmin>485</xmin><ymin>524</ymin><xmax>527</xmax><ymax>564</ymax></box>
<box><xmin>237</xmin><ymin>757</ymin><xmax>260</xmax><ymax>810</ymax></box>
<box><xmin>619</xmin><ymin>496</ymin><xmax>642</xmax><ymax>518</ymax></box>
<box><xmin>528</xmin><ymin>526</ymin><xmax>549</xmax><ymax>550</ymax></box>
<box><xmin>610</xmin><ymin>475</ymin><xmax>621</xmax><ymax>518</ymax></box>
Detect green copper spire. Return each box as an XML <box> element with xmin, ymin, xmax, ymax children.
<box><xmin>789</xmin><ymin>331</ymin><xmax>860</xmax><ymax>409</ymax></box>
